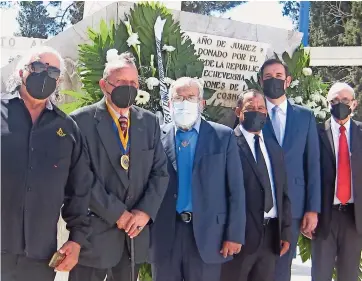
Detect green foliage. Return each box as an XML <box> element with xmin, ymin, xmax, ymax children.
<box><xmin>181</xmin><ymin>1</ymin><xmax>245</xmax><ymax>15</ymax></box>
<box><xmin>280</xmin><ymin>1</ymin><xmax>300</xmax><ymax>27</ymax></box>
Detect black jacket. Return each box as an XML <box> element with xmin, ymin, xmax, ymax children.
<box><xmin>1</xmin><ymin>96</ymin><xmax>91</xmax><ymax>260</ymax></box>
<box><xmin>234</xmin><ymin>126</ymin><xmax>292</xmax><ymax>254</ymax></box>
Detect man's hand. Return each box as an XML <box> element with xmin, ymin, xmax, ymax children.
<box><xmin>125</xmin><ymin>210</ymin><xmax>150</xmax><ymax>239</ymax></box>
<box><xmin>280</xmin><ymin>240</ymin><xmax>290</xmax><ymax>256</ymax></box>
<box><xmin>55</xmin><ymin>241</ymin><xmax>81</xmax><ymax>272</ymax></box>
<box><xmin>220</xmin><ymin>241</ymin><xmax>242</xmax><ymax>258</ymax></box>
<box><xmin>116</xmin><ymin>210</ymin><xmax>133</xmax><ymax>230</ymax></box>
<box><xmin>301</xmin><ymin>212</ymin><xmax>318</xmax><ymax>233</ymax></box>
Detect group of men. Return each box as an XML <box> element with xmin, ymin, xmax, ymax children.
<box><xmin>1</xmin><ymin>45</ymin><xmax>361</xmax><ymax>281</ymax></box>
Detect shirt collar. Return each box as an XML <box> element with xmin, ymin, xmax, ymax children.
<box><xmin>2</xmin><ymin>90</ymin><xmax>53</xmax><ymax>110</ymax></box>
<box><xmin>331</xmin><ymin>116</ymin><xmax>351</xmax><ymax>134</ymax></box>
<box><xmin>240</xmin><ymin>124</ymin><xmax>264</xmax><ymax>143</ymax></box>
<box><xmin>174</xmin><ymin>117</ymin><xmax>201</xmax><ymax>134</ymax></box>
<box><xmin>266</xmin><ymin>98</ymin><xmax>288</xmax><ymax>115</ymax></box>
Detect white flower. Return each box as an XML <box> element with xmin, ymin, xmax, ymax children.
<box><xmin>317</xmin><ymin>111</ymin><xmax>327</xmax><ymax>119</ymax></box>
<box><xmin>294</xmin><ymin>96</ymin><xmax>303</xmax><ymax>104</ymax></box>
<box><xmin>306</xmin><ymin>100</ymin><xmax>318</xmax><ymax>108</ymax></box>
<box><xmin>310</xmin><ymin>93</ymin><xmax>321</xmax><ymax>102</ymax></box>
<box><xmin>164</xmin><ymin>77</ymin><xmax>174</xmax><ymax>85</ymax></box>
<box><xmin>302</xmin><ymin>67</ymin><xmax>313</xmax><ymax>76</ymax></box>
<box><xmin>162</xmin><ymin>45</ymin><xmax>176</xmax><ymax>52</ymax></box>
<box><xmin>290</xmin><ymin>80</ymin><xmax>300</xmax><ymax>89</ymax></box>
<box><xmin>106</xmin><ymin>49</ymin><xmax>119</xmax><ymax>63</ymax></box>
<box><xmin>127</xmin><ymin>33</ymin><xmax>140</xmax><ymax>47</ymax></box>
<box><xmin>146</xmin><ymin>77</ymin><xmax>160</xmax><ymax>90</ymax></box>
<box><xmin>288</xmin><ymin>98</ymin><xmax>295</xmax><ymax>105</ymax></box>
<box><xmin>135</xmin><ymin>90</ymin><xmax>150</xmax><ymax>105</ymax></box>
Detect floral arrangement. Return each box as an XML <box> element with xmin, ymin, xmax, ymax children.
<box><xmin>60</xmin><ymin>2</ymin><xmax>207</xmax><ymax>120</ymax></box>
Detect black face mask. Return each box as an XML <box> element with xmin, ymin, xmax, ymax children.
<box><xmin>241</xmin><ymin>111</ymin><xmax>267</xmax><ymax>132</ymax></box>
<box><xmin>25</xmin><ymin>71</ymin><xmax>57</xmax><ymax>100</ymax></box>
<box><xmin>331</xmin><ymin>103</ymin><xmax>351</xmax><ymax>120</ymax></box>
<box><xmin>263</xmin><ymin>77</ymin><xmax>285</xmax><ymax>99</ymax></box>
<box><xmin>108</xmin><ymin>85</ymin><xmax>137</xmax><ymax>109</ymax></box>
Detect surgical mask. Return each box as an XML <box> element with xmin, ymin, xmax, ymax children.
<box><xmin>108</xmin><ymin>85</ymin><xmax>137</xmax><ymax>108</ymax></box>
<box><xmin>263</xmin><ymin>77</ymin><xmax>285</xmax><ymax>99</ymax></box>
<box><xmin>25</xmin><ymin>71</ymin><xmax>57</xmax><ymax>100</ymax></box>
<box><xmin>241</xmin><ymin>111</ymin><xmax>267</xmax><ymax>132</ymax></box>
<box><xmin>172</xmin><ymin>100</ymin><xmax>200</xmax><ymax>130</ymax></box>
<box><xmin>330</xmin><ymin>103</ymin><xmax>351</xmax><ymax>120</ymax></box>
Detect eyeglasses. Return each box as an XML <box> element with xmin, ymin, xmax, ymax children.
<box><xmin>172</xmin><ymin>95</ymin><xmax>200</xmax><ymax>103</ymax></box>
<box><xmin>329</xmin><ymin>98</ymin><xmax>354</xmax><ymax>105</ymax></box>
<box><xmin>26</xmin><ymin>61</ymin><xmax>61</xmax><ymax>80</ymax></box>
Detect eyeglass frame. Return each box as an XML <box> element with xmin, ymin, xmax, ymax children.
<box><xmin>25</xmin><ymin>61</ymin><xmax>61</xmax><ymax>80</ymax></box>
<box><xmin>329</xmin><ymin>97</ymin><xmax>355</xmax><ymax>106</ymax></box>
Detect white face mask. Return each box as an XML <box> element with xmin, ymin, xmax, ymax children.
<box><xmin>172</xmin><ymin>100</ymin><xmax>200</xmax><ymax>130</ymax></box>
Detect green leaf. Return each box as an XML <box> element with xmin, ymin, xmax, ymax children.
<box><xmin>58</xmin><ymin>101</ymin><xmax>83</xmax><ymax>114</ymax></box>
<box><xmin>60</xmin><ymin>90</ymin><xmax>84</xmax><ymax>100</ymax></box>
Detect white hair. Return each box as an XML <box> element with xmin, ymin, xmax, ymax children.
<box><xmin>6</xmin><ymin>46</ymin><xmax>65</xmax><ymax>98</ymax></box>
<box><xmin>327</xmin><ymin>82</ymin><xmax>356</xmax><ymax>101</ymax></box>
<box><xmin>169</xmin><ymin>77</ymin><xmax>204</xmax><ymax>99</ymax></box>
<box><xmin>103</xmin><ymin>52</ymin><xmax>136</xmax><ymax>79</ymax></box>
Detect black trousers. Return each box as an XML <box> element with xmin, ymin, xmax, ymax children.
<box><xmin>69</xmin><ymin>245</ymin><xmax>140</xmax><ymax>281</ymax></box>
<box><xmin>221</xmin><ymin>219</ymin><xmax>279</xmax><ymax>281</ymax></box>
<box><xmin>1</xmin><ymin>253</ymin><xmax>55</xmax><ymax>281</ymax></box>
<box><xmin>151</xmin><ymin>221</ymin><xmax>221</xmax><ymax>281</ymax></box>
<box><xmin>312</xmin><ymin>207</ymin><xmax>362</xmax><ymax>281</ymax></box>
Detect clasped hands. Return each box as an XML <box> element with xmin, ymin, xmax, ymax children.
<box><xmin>116</xmin><ymin>209</ymin><xmax>150</xmax><ymax>239</ymax></box>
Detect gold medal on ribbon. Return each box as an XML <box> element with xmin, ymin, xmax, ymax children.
<box><xmin>120</xmin><ymin>154</ymin><xmax>130</xmax><ymax>170</ymax></box>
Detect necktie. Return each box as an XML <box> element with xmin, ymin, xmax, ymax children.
<box><xmin>271</xmin><ymin>106</ymin><xmax>282</xmax><ymax>145</ymax></box>
<box><xmin>254</xmin><ymin>135</ymin><xmax>274</xmax><ymax>212</ymax></box>
<box><xmin>336</xmin><ymin>125</ymin><xmax>351</xmax><ymax>204</ymax></box>
<box><xmin>118</xmin><ymin>116</ymin><xmax>128</xmax><ymax>138</ymax></box>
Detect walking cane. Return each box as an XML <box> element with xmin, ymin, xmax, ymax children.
<box><xmin>131</xmin><ymin>238</ymin><xmax>135</xmax><ymax>281</ymax></box>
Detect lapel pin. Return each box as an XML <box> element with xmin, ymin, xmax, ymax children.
<box><xmin>56</xmin><ymin>128</ymin><xmax>66</xmax><ymax>137</ymax></box>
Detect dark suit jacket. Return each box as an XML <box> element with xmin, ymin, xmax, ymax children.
<box><xmin>149</xmin><ymin>120</ymin><xmax>246</xmax><ymax>264</ymax></box>
<box><xmin>234</xmin><ymin>126</ymin><xmax>292</xmax><ymax>254</ymax></box>
<box><xmin>70</xmin><ymin>99</ymin><xmax>169</xmax><ymax>269</ymax></box>
<box><xmin>316</xmin><ymin>118</ymin><xmax>362</xmax><ymax>238</ymax></box>
<box><xmin>263</xmin><ymin>102</ymin><xmax>321</xmax><ymax>219</ymax></box>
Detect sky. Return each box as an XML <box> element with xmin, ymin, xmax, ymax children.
<box><xmin>0</xmin><ymin>1</ymin><xmax>295</xmax><ymax>38</ymax></box>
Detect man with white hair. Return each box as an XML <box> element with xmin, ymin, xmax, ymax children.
<box><xmin>68</xmin><ymin>50</ymin><xmax>169</xmax><ymax>281</ymax></box>
<box><xmin>312</xmin><ymin>82</ymin><xmax>362</xmax><ymax>281</ymax></box>
<box><xmin>1</xmin><ymin>46</ymin><xmax>92</xmax><ymax>280</ymax></box>
<box><xmin>149</xmin><ymin>77</ymin><xmax>246</xmax><ymax>281</ymax></box>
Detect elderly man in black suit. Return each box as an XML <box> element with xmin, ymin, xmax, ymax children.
<box><xmin>221</xmin><ymin>89</ymin><xmax>292</xmax><ymax>281</ymax></box>
<box><xmin>68</xmin><ymin>50</ymin><xmax>169</xmax><ymax>281</ymax></box>
<box><xmin>312</xmin><ymin>82</ymin><xmax>362</xmax><ymax>281</ymax></box>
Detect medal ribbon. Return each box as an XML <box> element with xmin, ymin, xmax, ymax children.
<box><xmin>106</xmin><ymin>102</ymin><xmax>130</xmax><ymax>155</ymax></box>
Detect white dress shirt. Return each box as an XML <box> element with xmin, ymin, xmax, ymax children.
<box><xmin>240</xmin><ymin>125</ymin><xmax>278</xmax><ymax>218</ymax></box>
<box><xmin>266</xmin><ymin>98</ymin><xmax>288</xmax><ymax>145</ymax></box>
<box><xmin>331</xmin><ymin>117</ymin><xmax>354</xmax><ymax>204</ymax></box>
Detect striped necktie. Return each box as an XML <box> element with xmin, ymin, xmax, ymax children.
<box><xmin>118</xmin><ymin>116</ymin><xmax>128</xmax><ymax>137</ymax></box>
